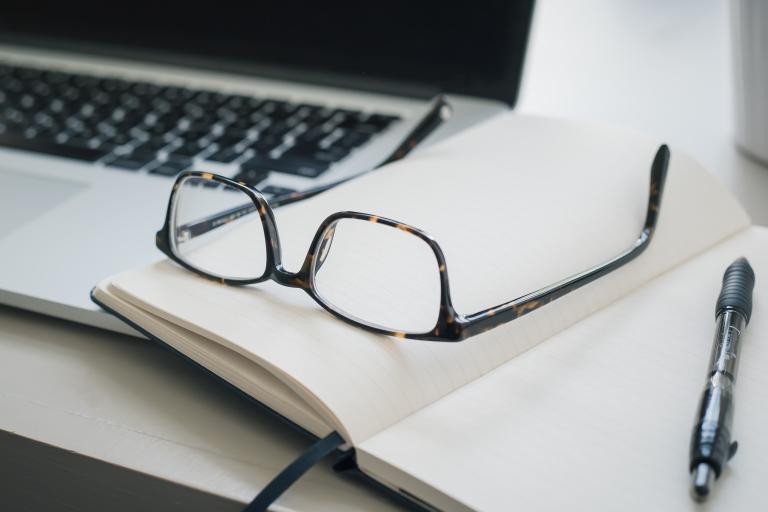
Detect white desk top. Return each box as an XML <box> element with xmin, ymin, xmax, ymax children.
<box><xmin>3</xmin><ymin>1</ymin><xmax>768</xmax><ymax>510</ymax></box>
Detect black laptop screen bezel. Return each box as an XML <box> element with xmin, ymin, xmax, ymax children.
<box><xmin>0</xmin><ymin>2</ymin><xmax>534</xmax><ymax>106</ymax></box>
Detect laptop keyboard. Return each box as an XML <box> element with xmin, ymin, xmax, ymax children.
<box><xmin>0</xmin><ymin>63</ymin><xmax>400</xmax><ymax>191</ymax></box>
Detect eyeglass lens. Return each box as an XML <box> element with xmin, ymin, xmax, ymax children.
<box><xmin>311</xmin><ymin>218</ymin><xmax>441</xmax><ymax>334</ymax></box>
<box><xmin>171</xmin><ymin>176</ymin><xmax>268</xmax><ymax>280</ymax></box>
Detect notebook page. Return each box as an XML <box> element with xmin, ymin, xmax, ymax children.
<box><xmin>359</xmin><ymin>227</ymin><xmax>768</xmax><ymax>511</ymax></box>
<box><xmin>108</xmin><ymin>114</ymin><xmax>749</xmax><ymax>444</ymax></box>
<box><xmin>93</xmin><ymin>281</ymin><xmax>332</xmax><ymax>437</ymax></box>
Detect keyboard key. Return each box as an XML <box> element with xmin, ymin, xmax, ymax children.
<box><xmin>160</xmin><ymin>86</ymin><xmax>194</xmax><ymax>102</ymax></box>
<box><xmin>64</xmin><ymin>136</ymin><xmax>98</xmax><ymax>149</ymax></box>
<box><xmin>192</xmin><ymin>90</ymin><xmax>226</xmax><ymax>107</ymax></box>
<box><xmin>221</xmin><ymin>128</ymin><xmax>251</xmax><ymax>141</ymax></box>
<box><xmin>147</xmin><ymin>160</ymin><xmax>188</xmax><ymax>176</ymax></box>
<box><xmin>0</xmin><ymin>131</ymin><xmax>107</xmax><ymax>161</ymax></box>
<box><xmin>336</xmin><ymin>131</ymin><xmax>372</xmax><ymax>149</ymax></box>
<box><xmin>331</xmin><ymin>108</ymin><xmax>359</xmax><ymax>118</ymax></box>
<box><xmin>215</xmin><ymin>106</ymin><xmax>238</xmax><ymax>123</ymax></box>
<box><xmin>261</xmin><ymin>121</ymin><xmax>293</xmax><ymax>139</ymax></box>
<box><xmin>233</xmin><ymin>167</ymin><xmax>270</xmax><ymax>186</ymax></box>
<box><xmin>99</xmin><ymin>77</ymin><xmax>131</xmax><ymax>93</ymax></box>
<box><xmin>248</xmin><ymin>135</ymin><xmax>282</xmax><ymax>154</ymax></box>
<box><xmin>93</xmin><ymin>140</ymin><xmax>118</xmax><ymax>153</ymax></box>
<box><xmin>105</xmin><ymin>156</ymin><xmax>155</xmax><ymax>171</ymax></box>
<box><xmin>242</xmin><ymin>154</ymin><xmax>329</xmax><ymax>178</ymax></box>
<box><xmin>132</xmin><ymin>139</ymin><xmax>171</xmax><ymax>153</ymax></box>
<box><xmin>168</xmin><ymin>141</ymin><xmax>206</xmax><ymax>159</ymax></box>
<box><xmin>297</xmin><ymin>125</ymin><xmax>334</xmax><ymax>144</ymax></box>
<box><xmin>286</xmin><ymin>143</ymin><xmax>348</xmax><ymax>162</ymax></box>
<box><xmin>143</xmin><ymin>123</ymin><xmax>174</xmax><ymax>139</ymax></box>
<box><xmin>312</xmin><ymin>148</ymin><xmax>349</xmax><ymax>163</ymax></box>
<box><xmin>128</xmin><ymin>148</ymin><xmax>157</xmax><ymax>161</ymax></box>
<box><xmin>225</xmin><ymin>117</ymin><xmax>255</xmax><ymax>131</ymax></box>
<box><xmin>333</xmin><ymin>110</ymin><xmax>366</xmax><ymax>130</ymax></box>
<box><xmin>102</xmin><ymin>132</ymin><xmax>132</xmax><ymax>146</ymax></box>
<box><xmin>224</xmin><ymin>95</ymin><xmax>250</xmax><ymax>110</ymax></box>
<box><xmin>367</xmin><ymin>113</ymin><xmax>400</xmax><ymax>129</ymax></box>
<box><xmin>180</xmin><ymin>122</ymin><xmax>214</xmax><ymax>138</ymax></box>
<box><xmin>104</xmin><ymin>148</ymin><xmax>157</xmax><ymax>170</ymax></box>
<box><xmin>165</xmin><ymin>154</ymin><xmax>193</xmax><ymax>166</ymax></box>
<box><xmin>355</xmin><ymin>123</ymin><xmax>385</xmax><ymax>134</ymax></box>
<box><xmin>70</xmin><ymin>74</ymin><xmax>98</xmax><ymax>88</ymax></box>
<box><xmin>131</xmin><ymin>82</ymin><xmax>161</xmax><ymax>97</ymax></box>
<box><xmin>259</xmin><ymin>100</ymin><xmax>294</xmax><ymax>118</ymax></box>
<box><xmin>207</xmin><ymin>147</ymin><xmax>242</xmax><ymax>163</ymax></box>
<box><xmin>214</xmin><ymin>135</ymin><xmax>247</xmax><ymax>148</ymax></box>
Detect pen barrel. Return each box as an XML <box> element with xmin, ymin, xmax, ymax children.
<box><xmin>690</xmin><ymin>380</ymin><xmax>736</xmax><ymax>476</ymax></box>
<box><xmin>708</xmin><ymin>310</ymin><xmax>746</xmax><ymax>382</ymax></box>
<box><xmin>691</xmin><ymin>302</ymin><xmax>746</xmax><ymax>475</ymax></box>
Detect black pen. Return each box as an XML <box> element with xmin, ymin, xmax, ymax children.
<box><xmin>689</xmin><ymin>257</ymin><xmax>755</xmax><ymax>501</ymax></box>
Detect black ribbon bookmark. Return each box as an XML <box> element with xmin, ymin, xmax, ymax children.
<box><xmin>242</xmin><ymin>431</ymin><xmax>346</xmax><ymax>511</ymax></box>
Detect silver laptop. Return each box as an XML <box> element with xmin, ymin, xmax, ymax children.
<box><xmin>0</xmin><ymin>3</ymin><xmax>534</xmax><ymax>334</ymax></box>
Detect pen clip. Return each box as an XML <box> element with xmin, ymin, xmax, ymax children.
<box><xmin>728</xmin><ymin>441</ymin><xmax>739</xmax><ymax>460</ymax></box>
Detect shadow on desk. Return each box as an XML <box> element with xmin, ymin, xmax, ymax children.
<box><xmin>0</xmin><ymin>429</ymin><xmax>243</xmax><ymax>512</ymax></box>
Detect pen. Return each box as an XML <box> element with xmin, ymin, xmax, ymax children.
<box><xmin>689</xmin><ymin>257</ymin><xmax>755</xmax><ymax>501</ymax></box>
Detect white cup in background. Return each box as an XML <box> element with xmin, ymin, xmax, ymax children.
<box><xmin>732</xmin><ymin>0</ymin><xmax>768</xmax><ymax>166</ymax></box>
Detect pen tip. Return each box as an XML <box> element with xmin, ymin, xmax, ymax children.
<box><xmin>691</xmin><ymin>463</ymin><xmax>715</xmax><ymax>502</ymax></box>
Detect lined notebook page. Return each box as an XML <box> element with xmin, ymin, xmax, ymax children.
<box><xmin>108</xmin><ymin>114</ymin><xmax>749</xmax><ymax>443</ymax></box>
<box><xmin>358</xmin><ymin>227</ymin><xmax>768</xmax><ymax>512</ymax></box>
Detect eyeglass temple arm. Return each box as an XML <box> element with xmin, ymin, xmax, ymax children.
<box><xmin>173</xmin><ymin>201</ymin><xmax>259</xmax><ymax>242</ymax></box>
<box><xmin>460</xmin><ymin>144</ymin><xmax>670</xmax><ymax>337</ymax></box>
<box><xmin>174</xmin><ymin>95</ymin><xmax>453</xmax><ymax>240</ymax></box>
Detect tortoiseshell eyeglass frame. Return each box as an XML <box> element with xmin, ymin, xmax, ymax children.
<box><xmin>156</xmin><ymin>145</ymin><xmax>669</xmax><ymax>342</ymax></box>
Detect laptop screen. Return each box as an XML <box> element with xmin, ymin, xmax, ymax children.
<box><xmin>0</xmin><ymin>2</ymin><xmax>534</xmax><ymax>105</ymax></box>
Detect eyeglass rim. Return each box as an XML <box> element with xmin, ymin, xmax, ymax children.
<box><xmin>156</xmin><ymin>171</ymin><xmax>463</xmax><ymax>340</ymax></box>
<box><xmin>304</xmin><ymin>211</ymin><xmax>456</xmax><ymax>338</ymax></box>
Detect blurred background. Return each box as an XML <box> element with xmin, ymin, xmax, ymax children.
<box><xmin>521</xmin><ymin>0</ymin><xmax>768</xmax><ymax>225</ymax></box>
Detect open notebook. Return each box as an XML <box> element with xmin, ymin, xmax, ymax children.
<box><xmin>92</xmin><ymin>114</ymin><xmax>767</xmax><ymax>511</ymax></box>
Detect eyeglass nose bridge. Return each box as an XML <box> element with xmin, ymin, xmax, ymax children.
<box><xmin>268</xmin><ymin>216</ymin><xmax>341</xmax><ymax>291</ymax></box>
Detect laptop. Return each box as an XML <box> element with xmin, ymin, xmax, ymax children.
<box><xmin>0</xmin><ymin>3</ymin><xmax>534</xmax><ymax>334</ymax></box>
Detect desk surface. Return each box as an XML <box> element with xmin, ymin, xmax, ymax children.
<box><xmin>3</xmin><ymin>1</ymin><xmax>767</xmax><ymax>511</ymax></box>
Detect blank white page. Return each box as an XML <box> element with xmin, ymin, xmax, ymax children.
<box><xmin>93</xmin><ymin>280</ymin><xmax>333</xmax><ymax>437</ymax></box>
<box><xmin>108</xmin><ymin>114</ymin><xmax>749</xmax><ymax>443</ymax></box>
<box><xmin>359</xmin><ymin>227</ymin><xmax>768</xmax><ymax>511</ymax></box>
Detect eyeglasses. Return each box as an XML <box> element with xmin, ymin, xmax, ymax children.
<box><xmin>156</xmin><ymin>135</ymin><xmax>669</xmax><ymax>341</ymax></box>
